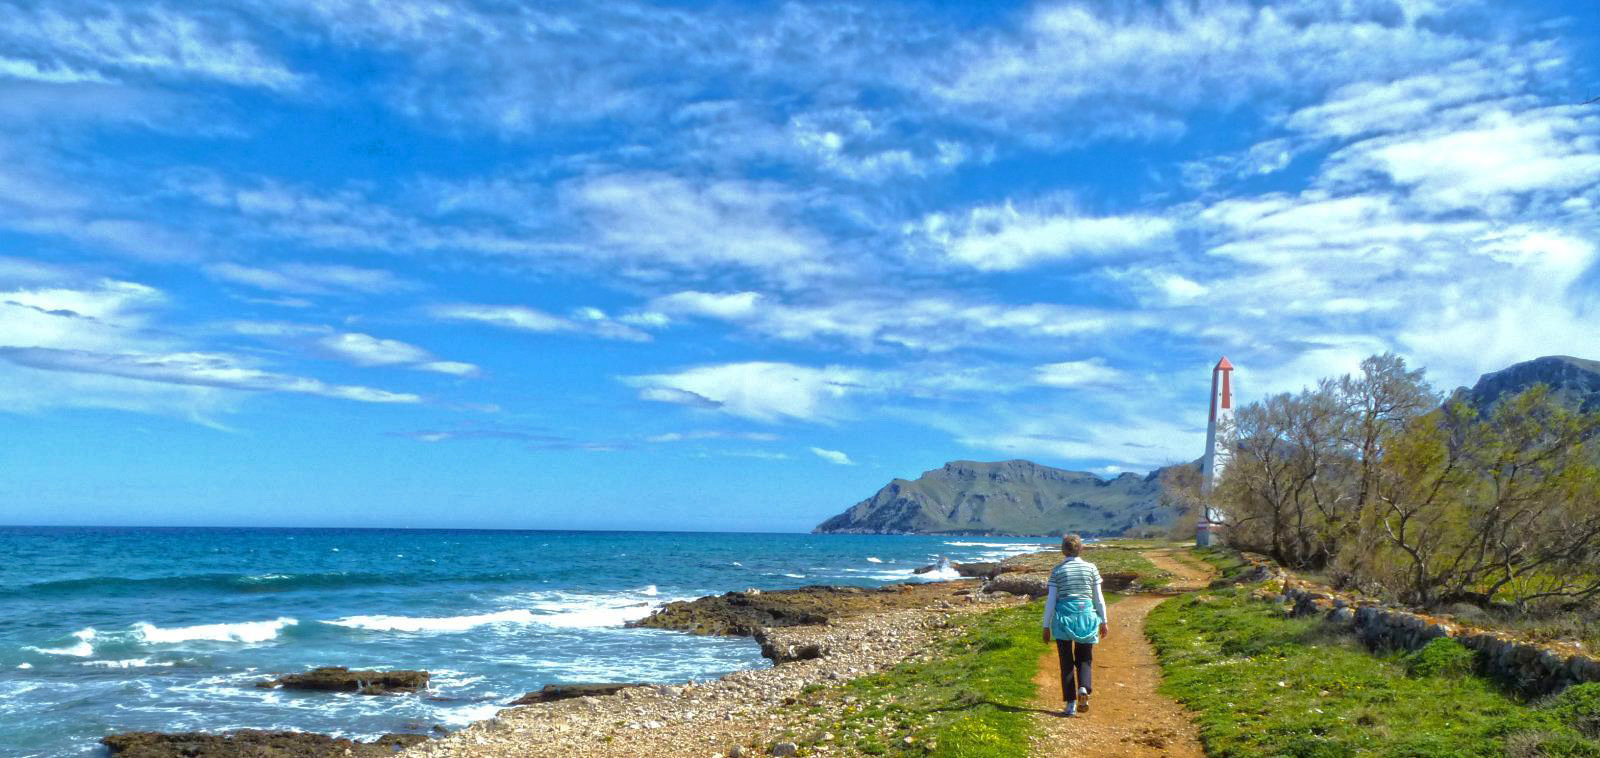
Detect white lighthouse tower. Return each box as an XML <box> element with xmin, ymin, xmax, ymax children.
<box><xmin>1197</xmin><ymin>356</ymin><xmax>1234</xmax><ymax>546</ymax></box>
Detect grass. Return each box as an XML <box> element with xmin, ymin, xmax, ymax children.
<box><xmin>778</xmin><ymin>602</ymin><xmax>1051</xmax><ymax>757</ymax></box>
<box><xmin>1145</xmin><ymin>586</ymin><xmax>1600</xmax><ymax>757</ymax></box>
<box><xmin>1003</xmin><ymin>543</ymin><xmax>1172</xmax><ymax>590</ymax></box>
<box><xmin>1190</xmin><ymin>545</ymin><xmax>1251</xmax><ymax>582</ymax></box>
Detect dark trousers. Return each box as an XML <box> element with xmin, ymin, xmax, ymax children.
<box><xmin>1055</xmin><ymin>639</ymin><xmax>1093</xmax><ymax>699</ymax></box>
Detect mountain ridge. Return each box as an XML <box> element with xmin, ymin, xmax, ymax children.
<box><xmin>811</xmin><ymin>458</ymin><xmax>1188</xmax><ymax>537</ymax></box>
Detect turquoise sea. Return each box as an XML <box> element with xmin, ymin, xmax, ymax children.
<box><xmin>0</xmin><ymin>527</ymin><xmax>1053</xmax><ymax>756</ymax></box>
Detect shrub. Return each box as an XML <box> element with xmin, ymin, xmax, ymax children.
<box><xmin>1404</xmin><ymin>638</ymin><xmax>1477</xmax><ymax>679</ymax></box>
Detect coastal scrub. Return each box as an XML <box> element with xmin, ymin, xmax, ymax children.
<box><xmin>1145</xmin><ymin>587</ymin><xmax>1600</xmax><ymax>756</ymax></box>
<box><xmin>780</xmin><ymin>602</ymin><xmax>1050</xmax><ymax>757</ymax></box>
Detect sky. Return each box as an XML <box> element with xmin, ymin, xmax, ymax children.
<box><xmin>1</xmin><ymin>0</ymin><xmax>1598</xmax><ymax>532</ymax></box>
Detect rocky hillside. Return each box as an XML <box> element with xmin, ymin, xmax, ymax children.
<box><xmin>1452</xmin><ymin>355</ymin><xmax>1600</xmax><ymax>414</ymax></box>
<box><xmin>812</xmin><ymin>459</ymin><xmax>1186</xmax><ymax>536</ymax></box>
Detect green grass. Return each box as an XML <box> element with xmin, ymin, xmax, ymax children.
<box><xmin>779</xmin><ymin>602</ymin><xmax>1051</xmax><ymax>757</ymax></box>
<box><xmin>1191</xmin><ymin>545</ymin><xmax>1251</xmax><ymax>582</ymax></box>
<box><xmin>1004</xmin><ymin>544</ymin><xmax>1172</xmax><ymax>590</ymax></box>
<box><xmin>1145</xmin><ymin>587</ymin><xmax>1600</xmax><ymax>757</ymax></box>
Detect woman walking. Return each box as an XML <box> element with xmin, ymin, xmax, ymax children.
<box><xmin>1042</xmin><ymin>534</ymin><xmax>1107</xmax><ymax>717</ymax></box>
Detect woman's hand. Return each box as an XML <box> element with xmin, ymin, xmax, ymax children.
<box><xmin>1042</xmin><ymin>628</ymin><xmax>1051</xmax><ymax>643</ymax></box>
<box><xmin>1099</xmin><ymin>624</ymin><xmax>1108</xmax><ymax>640</ymax></box>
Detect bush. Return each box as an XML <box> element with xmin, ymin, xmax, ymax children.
<box><xmin>1542</xmin><ymin>683</ymin><xmax>1600</xmax><ymax>739</ymax></box>
<box><xmin>1404</xmin><ymin>638</ymin><xmax>1477</xmax><ymax>678</ymax></box>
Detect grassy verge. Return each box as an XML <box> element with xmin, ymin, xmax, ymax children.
<box><xmin>1004</xmin><ymin>543</ymin><xmax>1172</xmax><ymax>590</ymax></box>
<box><xmin>1191</xmin><ymin>545</ymin><xmax>1250</xmax><ymax>582</ymax></box>
<box><xmin>779</xmin><ymin>602</ymin><xmax>1050</xmax><ymax>757</ymax></box>
<box><xmin>1146</xmin><ymin>587</ymin><xmax>1600</xmax><ymax>756</ymax></box>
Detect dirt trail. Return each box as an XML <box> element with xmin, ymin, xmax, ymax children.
<box><xmin>1029</xmin><ymin>549</ymin><xmax>1214</xmax><ymax>757</ymax></box>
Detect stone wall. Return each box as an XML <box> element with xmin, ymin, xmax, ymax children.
<box><xmin>1253</xmin><ymin>584</ymin><xmax>1600</xmax><ymax>696</ymax></box>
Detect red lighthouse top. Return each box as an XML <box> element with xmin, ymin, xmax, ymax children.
<box><xmin>1210</xmin><ymin>356</ymin><xmax>1234</xmax><ymax>415</ymax></box>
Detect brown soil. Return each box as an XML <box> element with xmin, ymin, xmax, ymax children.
<box><xmin>1029</xmin><ymin>549</ymin><xmax>1213</xmax><ymax>758</ymax></box>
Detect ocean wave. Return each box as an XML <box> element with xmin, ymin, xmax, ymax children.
<box><xmin>865</xmin><ymin>557</ymin><xmax>883</xmax><ymax>563</ymax></box>
<box><xmin>1</xmin><ymin>569</ymin><xmax>552</xmax><ymax>598</ymax></box>
<box><xmin>520</xmin><ymin>589</ymin><xmax>668</xmax><ymax>628</ymax></box>
<box><xmin>134</xmin><ymin>617</ymin><xmax>297</xmax><ymax>644</ymax></box>
<box><xmin>79</xmin><ymin>657</ymin><xmax>177</xmax><ymax>669</ymax></box>
<box><xmin>22</xmin><ymin>628</ymin><xmax>96</xmax><ymax>657</ymax></box>
<box><xmin>324</xmin><ymin>610</ymin><xmax>539</xmax><ymax>633</ymax></box>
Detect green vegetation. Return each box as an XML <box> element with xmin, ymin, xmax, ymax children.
<box><xmin>1146</xmin><ymin>587</ymin><xmax>1600</xmax><ymax>756</ymax></box>
<box><xmin>1217</xmin><ymin>353</ymin><xmax>1600</xmax><ymax>613</ymax></box>
<box><xmin>1004</xmin><ymin>542</ymin><xmax>1173</xmax><ymax>590</ymax></box>
<box><xmin>780</xmin><ymin>602</ymin><xmax>1051</xmax><ymax>757</ymax></box>
<box><xmin>1192</xmin><ymin>545</ymin><xmax>1250</xmax><ymax>582</ymax></box>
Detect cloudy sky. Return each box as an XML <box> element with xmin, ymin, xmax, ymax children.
<box><xmin>2</xmin><ymin>0</ymin><xmax>1597</xmax><ymax>531</ymax></box>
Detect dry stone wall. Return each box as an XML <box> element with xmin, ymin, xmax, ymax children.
<box><xmin>1247</xmin><ymin>578</ymin><xmax>1600</xmax><ymax>696</ymax></box>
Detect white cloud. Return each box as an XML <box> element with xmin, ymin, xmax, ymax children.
<box><xmin>648</xmin><ymin>291</ymin><xmax>763</xmax><ymax>320</ymax></box>
<box><xmin>1322</xmin><ymin>106</ymin><xmax>1600</xmax><ymax>214</ymax></box>
<box><xmin>626</xmin><ymin>362</ymin><xmax>866</xmax><ymax>423</ymax></box>
<box><xmin>567</xmin><ymin>172</ymin><xmax>826</xmax><ymax>275</ymax></box>
<box><xmin>430</xmin><ymin>303</ymin><xmax>649</xmax><ymax>342</ymax></box>
<box><xmin>318</xmin><ymin>332</ymin><xmax>431</xmax><ymax>366</ymax></box>
<box><xmin>417</xmin><ymin>361</ymin><xmax>480</xmax><ymax>377</ymax></box>
<box><xmin>915</xmin><ymin>200</ymin><xmax>1171</xmax><ymax>271</ymax></box>
<box><xmin>809</xmin><ymin>446</ymin><xmax>854</xmax><ymax>465</ymax></box>
<box><xmin>0</xmin><ymin>347</ymin><xmax>420</xmax><ymax>404</ymax></box>
<box><xmin>207</xmin><ymin>262</ymin><xmax>416</xmax><ymax>295</ymax></box>
<box><xmin>1034</xmin><ymin>358</ymin><xmax>1121</xmax><ymax>388</ymax></box>
<box><xmin>0</xmin><ymin>3</ymin><xmax>301</xmax><ymax>89</ymax></box>
<box><xmin>922</xmin><ymin>1</ymin><xmax>1477</xmax><ymax>129</ymax></box>
<box><xmin>641</xmin><ymin>293</ymin><xmax>1121</xmax><ymax>352</ymax></box>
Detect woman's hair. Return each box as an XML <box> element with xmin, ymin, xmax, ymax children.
<box><xmin>1061</xmin><ymin>534</ymin><xmax>1083</xmax><ymax>558</ymax></box>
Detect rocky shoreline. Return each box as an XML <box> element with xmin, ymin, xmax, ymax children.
<box><xmin>101</xmin><ymin>553</ymin><xmax>1060</xmax><ymax>757</ymax></box>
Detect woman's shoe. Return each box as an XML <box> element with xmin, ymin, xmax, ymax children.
<box><xmin>1077</xmin><ymin>687</ymin><xmax>1090</xmax><ymax>714</ymax></box>
<box><xmin>1061</xmin><ymin>702</ymin><xmax>1076</xmax><ymax>717</ymax></box>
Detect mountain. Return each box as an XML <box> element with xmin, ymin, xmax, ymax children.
<box><xmin>812</xmin><ymin>459</ymin><xmax>1189</xmax><ymax>536</ymax></box>
<box><xmin>1452</xmin><ymin>355</ymin><xmax>1600</xmax><ymax>414</ymax></box>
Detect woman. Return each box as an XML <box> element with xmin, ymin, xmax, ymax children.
<box><xmin>1041</xmin><ymin>534</ymin><xmax>1107</xmax><ymax>717</ymax></box>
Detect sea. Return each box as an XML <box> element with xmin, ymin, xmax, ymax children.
<box><xmin>0</xmin><ymin>527</ymin><xmax>1055</xmax><ymax>757</ymax></box>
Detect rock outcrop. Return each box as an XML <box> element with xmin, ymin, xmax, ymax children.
<box><xmin>626</xmin><ymin>582</ymin><xmax>980</xmax><ymax>638</ymax></box>
<box><xmin>508</xmin><ymin>683</ymin><xmax>647</xmax><ymax>705</ymax></box>
<box><xmin>1452</xmin><ymin>355</ymin><xmax>1600</xmax><ymax>414</ymax></box>
<box><xmin>103</xmin><ymin>730</ymin><xmax>429</xmax><ymax>757</ymax></box>
<box><xmin>813</xmin><ymin>459</ymin><xmax>1189</xmax><ymax>536</ymax></box>
<box><xmin>256</xmin><ymin>666</ymin><xmax>429</xmax><ymax>695</ymax></box>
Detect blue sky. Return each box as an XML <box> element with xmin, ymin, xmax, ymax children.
<box><xmin>1</xmin><ymin>0</ymin><xmax>1597</xmax><ymax>531</ymax></box>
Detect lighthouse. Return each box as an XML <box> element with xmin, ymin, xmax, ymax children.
<box><xmin>1197</xmin><ymin>356</ymin><xmax>1234</xmax><ymax>546</ymax></box>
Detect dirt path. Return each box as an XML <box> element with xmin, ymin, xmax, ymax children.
<box><xmin>1028</xmin><ymin>549</ymin><xmax>1214</xmax><ymax>757</ymax></box>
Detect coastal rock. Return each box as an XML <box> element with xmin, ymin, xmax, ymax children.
<box><xmin>981</xmin><ymin>575</ymin><xmax>1048</xmax><ymax>599</ymax></box>
<box><xmin>1101</xmin><ymin>571</ymin><xmax>1139</xmax><ymax>592</ymax></box>
<box><xmin>257</xmin><ymin>666</ymin><xmax>429</xmax><ymax>695</ymax></box>
<box><xmin>508</xmin><ymin>683</ymin><xmax>648</xmax><ymax>705</ymax></box>
<box><xmin>754</xmin><ymin>628</ymin><xmax>830</xmax><ymax>664</ymax></box>
<box><xmin>103</xmin><ymin>730</ymin><xmax>428</xmax><ymax>757</ymax></box>
<box><xmin>953</xmin><ymin>562</ymin><xmax>1003</xmax><ymax>579</ymax></box>
<box><xmin>626</xmin><ymin>582</ymin><xmax>978</xmax><ymax>636</ymax></box>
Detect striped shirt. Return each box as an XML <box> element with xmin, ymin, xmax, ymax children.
<box><xmin>1042</xmin><ymin>557</ymin><xmax>1108</xmax><ymax>629</ymax></box>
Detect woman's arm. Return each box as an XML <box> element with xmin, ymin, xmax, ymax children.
<box><xmin>1092</xmin><ymin>572</ymin><xmax>1107</xmax><ymax>625</ymax></box>
<box><xmin>1042</xmin><ymin>583</ymin><xmax>1057</xmax><ymax>628</ymax></box>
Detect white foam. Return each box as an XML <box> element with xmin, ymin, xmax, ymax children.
<box><xmin>15</xmin><ymin>663</ymin><xmax>32</xmax><ymax>669</ymax></box>
<box><xmin>135</xmin><ymin>617</ymin><xmax>296</xmax><ymax>644</ymax></box>
<box><xmin>80</xmin><ymin>658</ymin><xmax>176</xmax><ymax>669</ymax></box>
<box><xmin>25</xmin><ymin>627</ymin><xmax>96</xmax><ymax>657</ymax></box>
<box><xmin>782</xmin><ymin>573</ymin><xmax>806</xmax><ymax>579</ymax></box>
<box><xmin>641</xmin><ymin>585</ymin><xmax>658</xmax><ymax>597</ymax></box>
<box><xmin>866</xmin><ymin>557</ymin><xmax>883</xmax><ymax>563</ymax></box>
<box><xmin>731</xmin><ymin>561</ymin><xmax>742</xmax><ymax>567</ymax></box>
<box><xmin>326</xmin><ymin>610</ymin><xmax>538</xmax><ymax>633</ymax></box>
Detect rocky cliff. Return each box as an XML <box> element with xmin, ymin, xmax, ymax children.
<box><xmin>812</xmin><ymin>459</ymin><xmax>1186</xmax><ymax>536</ymax></box>
<box><xmin>1452</xmin><ymin>355</ymin><xmax>1600</xmax><ymax>414</ymax></box>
